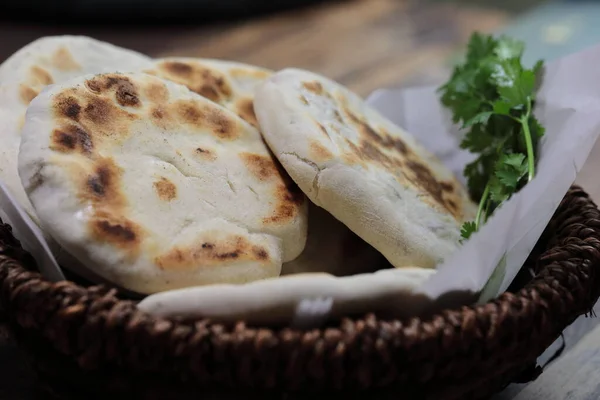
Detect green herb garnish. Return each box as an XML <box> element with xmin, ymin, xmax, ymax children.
<box><xmin>438</xmin><ymin>33</ymin><xmax>545</xmax><ymax>241</ymax></box>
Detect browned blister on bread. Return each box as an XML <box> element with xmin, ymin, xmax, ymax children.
<box><xmin>145</xmin><ymin>58</ymin><xmax>272</xmax><ymax>128</ymax></box>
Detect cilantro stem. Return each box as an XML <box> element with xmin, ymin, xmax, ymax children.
<box><xmin>475</xmin><ymin>182</ymin><xmax>491</xmax><ymax>230</ymax></box>
<box><xmin>521</xmin><ymin>99</ymin><xmax>535</xmax><ymax>182</ymax></box>
<box><xmin>483</xmin><ymin>198</ymin><xmax>492</xmax><ymax>223</ymax></box>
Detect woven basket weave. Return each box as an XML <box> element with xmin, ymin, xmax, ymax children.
<box><xmin>0</xmin><ymin>185</ymin><xmax>599</xmax><ymax>400</ymax></box>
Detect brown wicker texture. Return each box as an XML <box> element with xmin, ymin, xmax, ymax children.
<box><xmin>0</xmin><ymin>186</ymin><xmax>600</xmax><ymax>400</ymax></box>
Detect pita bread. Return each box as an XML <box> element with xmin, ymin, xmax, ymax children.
<box><xmin>0</xmin><ymin>36</ymin><xmax>153</xmax><ymax>225</ymax></box>
<box><xmin>145</xmin><ymin>58</ymin><xmax>271</xmax><ymax>128</ymax></box>
<box><xmin>281</xmin><ymin>202</ymin><xmax>384</xmax><ymax>277</ymax></box>
<box><xmin>138</xmin><ymin>267</ymin><xmax>436</xmax><ymax>326</ymax></box>
<box><xmin>254</xmin><ymin>68</ymin><xmax>477</xmax><ymax>270</ymax></box>
<box><xmin>146</xmin><ymin>59</ymin><xmax>382</xmax><ymax>278</ymax></box>
<box><xmin>0</xmin><ymin>84</ymin><xmax>34</xmax><ymax>221</ymax></box>
<box><xmin>18</xmin><ymin>72</ymin><xmax>308</xmax><ymax>294</ymax></box>
<box><xmin>0</xmin><ymin>35</ymin><xmax>153</xmax><ymax>86</ymax></box>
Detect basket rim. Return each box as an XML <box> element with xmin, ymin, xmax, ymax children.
<box><xmin>0</xmin><ymin>185</ymin><xmax>599</xmax><ymax>399</ymax></box>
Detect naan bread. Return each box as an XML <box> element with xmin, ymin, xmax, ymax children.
<box><xmin>254</xmin><ymin>68</ymin><xmax>477</xmax><ymax>270</ymax></box>
<box><xmin>145</xmin><ymin>58</ymin><xmax>272</xmax><ymax>128</ymax></box>
<box><xmin>18</xmin><ymin>72</ymin><xmax>308</xmax><ymax>294</ymax></box>
<box><xmin>0</xmin><ymin>84</ymin><xmax>32</xmax><ymax>219</ymax></box>
<box><xmin>146</xmin><ymin>59</ymin><xmax>382</xmax><ymax>278</ymax></box>
<box><xmin>0</xmin><ymin>35</ymin><xmax>153</xmax><ymax>224</ymax></box>
<box><xmin>0</xmin><ymin>35</ymin><xmax>153</xmax><ymax>86</ymax></box>
<box><xmin>281</xmin><ymin>202</ymin><xmax>384</xmax><ymax>277</ymax></box>
<box><xmin>138</xmin><ymin>267</ymin><xmax>436</xmax><ymax>326</ymax></box>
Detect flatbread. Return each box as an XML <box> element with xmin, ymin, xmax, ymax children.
<box><xmin>145</xmin><ymin>58</ymin><xmax>272</xmax><ymax>128</ymax></box>
<box><xmin>18</xmin><ymin>72</ymin><xmax>308</xmax><ymax>294</ymax></box>
<box><xmin>281</xmin><ymin>202</ymin><xmax>384</xmax><ymax>277</ymax></box>
<box><xmin>0</xmin><ymin>35</ymin><xmax>153</xmax><ymax>86</ymax></box>
<box><xmin>0</xmin><ymin>35</ymin><xmax>153</xmax><ymax>225</ymax></box>
<box><xmin>138</xmin><ymin>267</ymin><xmax>436</xmax><ymax>326</ymax></box>
<box><xmin>254</xmin><ymin>68</ymin><xmax>477</xmax><ymax>270</ymax></box>
<box><xmin>146</xmin><ymin>59</ymin><xmax>382</xmax><ymax>277</ymax></box>
<box><xmin>0</xmin><ymin>84</ymin><xmax>32</xmax><ymax>220</ymax></box>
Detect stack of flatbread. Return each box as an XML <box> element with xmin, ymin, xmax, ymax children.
<box><xmin>0</xmin><ymin>36</ymin><xmax>476</xmax><ymax>322</ymax></box>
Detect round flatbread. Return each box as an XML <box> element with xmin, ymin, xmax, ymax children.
<box><xmin>146</xmin><ymin>59</ymin><xmax>381</xmax><ymax>278</ymax></box>
<box><xmin>145</xmin><ymin>58</ymin><xmax>272</xmax><ymax>128</ymax></box>
<box><xmin>254</xmin><ymin>68</ymin><xmax>476</xmax><ymax>270</ymax></box>
<box><xmin>0</xmin><ymin>35</ymin><xmax>153</xmax><ymax>225</ymax></box>
<box><xmin>18</xmin><ymin>72</ymin><xmax>308</xmax><ymax>294</ymax></box>
<box><xmin>281</xmin><ymin>202</ymin><xmax>384</xmax><ymax>277</ymax></box>
<box><xmin>0</xmin><ymin>84</ymin><xmax>32</xmax><ymax>219</ymax></box>
<box><xmin>138</xmin><ymin>266</ymin><xmax>436</xmax><ymax>326</ymax></box>
<box><xmin>0</xmin><ymin>35</ymin><xmax>153</xmax><ymax>86</ymax></box>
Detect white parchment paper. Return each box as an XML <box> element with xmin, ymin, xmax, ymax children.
<box><xmin>0</xmin><ymin>181</ymin><xmax>64</xmax><ymax>282</ymax></box>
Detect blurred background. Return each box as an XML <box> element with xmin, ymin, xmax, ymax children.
<box><xmin>1</xmin><ymin>0</ymin><xmax>598</xmax><ymax>96</ymax></box>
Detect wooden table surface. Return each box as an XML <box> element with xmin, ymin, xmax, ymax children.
<box><xmin>1</xmin><ymin>0</ymin><xmax>599</xmax><ymax>398</ymax></box>
<box><xmin>0</xmin><ymin>0</ymin><xmax>509</xmax><ymax>95</ymax></box>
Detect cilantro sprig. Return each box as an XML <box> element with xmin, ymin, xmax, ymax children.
<box><xmin>438</xmin><ymin>33</ymin><xmax>545</xmax><ymax>241</ymax></box>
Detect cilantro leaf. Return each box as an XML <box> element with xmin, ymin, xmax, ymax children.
<box><xmin>529</xmin><ymin>114</ymin><xmax>546</xmax><ymax>140</ymax></box>
<box><xmin>491</xmin><ymin>57</ymin><xmax>520</xmax><ymax>89</ymax></box>
<box><xmin>489</xmin><ymin>153</ymin><xmax>528</xmax><ymax>203</ymax></box>
<box><xmin>492</xmin><ymin>100</ymin><xmax>512</xmax><ymax>115</ymax></box>
<box><xmin>464</xmin><ymin>153</ymin><xmax>495</xmax><ymax>200</ymax></box>
<box><xmin>494</xmin><ymin>36</ymin><xmax>525</xmax><ymax>60</ymax></box>
<box><xmin>519</xmin><ymin>70</ymin><xmax>536</xmax><ymax>96</ymax></box>
<box><xmin>489</xmin><ymin>176</ymin><xmax>510</xmax><ymax>203</ymax></box>
<box><xmin>466</xmin><ymin>32</ymin><xmax>497</xmax><ymax>63</ymax></box>
<box><xmin>461</xmin><ymin>221</ymin><xmax>477</xmax><ymax>241</ymax></box>
<box><xmin>463</xmin><ymin>111</ymin><xmax>494</xmax><ymax>128</ymax></box>
<box><xmin>495</xmin><ymin>153</ymin><xmax>527</xmax><ymax>190</ymax></box>
<box><xmin>533</xmin><ymin>59</ymin><xmax>545</xmax><ymax>79</ymax></box>
<box><xmin>502</xmin><ymin>153</ymin><xmax>526</xmax><ymax>168</ymax></box>
<box><xmin>494</xmin><ymin>59</ymin><xmax>535</xmax><ymax>107</ymax></box>
<box><xmin>451</xmin><ymin>97</ymin><xmax>484</xmax><ymax>125</ymax></box>
<box><xmin>461</xmin><ymin>124</ymin><xmax>496</xmax><ymax>153</ymax></box>
<box><xmin>438</xmin><ymin>32</ymin><xmax>545</xmax><ymax>241</ymax></box>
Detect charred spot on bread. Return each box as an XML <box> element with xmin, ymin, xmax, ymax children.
<box><xmin>153</xmin><ymin>177</ymin><xmax>177</xmax><ymax>201</ymax></box>
<box><xmin>241</xmin><ymin>152</ymin><xmax>278</xmax><ymax>181</ymax></box>
<box><xmin>154</xmin><ymin>234</ymin><xmax>271</xmax><ymax>270</ymax></box>
<box><xmin>50</xmin><ymin>125</ymin><xmax>93</xmax><ymax>154</ymax></box>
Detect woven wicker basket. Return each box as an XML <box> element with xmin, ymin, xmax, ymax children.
<box><xmin>0</xmin><ymin>185</ymin><xmax>599</xmax><ymax>400</ymax></box>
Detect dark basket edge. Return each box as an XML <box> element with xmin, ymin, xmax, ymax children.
<box><xmin>0</xmin><ymin>185</ymin><xmax>598</xmax><ymax>400</ymax></box>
